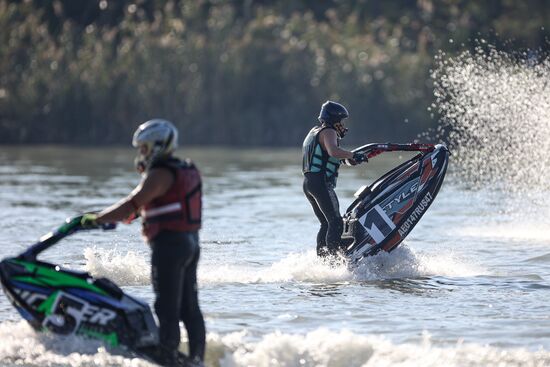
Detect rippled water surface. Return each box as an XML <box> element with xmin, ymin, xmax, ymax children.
<box><xmin>1</xmin><ymin>145</ymin><xmax>550</xmax><ymax>367</ymax></box>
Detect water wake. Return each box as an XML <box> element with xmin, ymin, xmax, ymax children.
<box><xmin>0</xmin><ymin>321</ymin><xmax>153</xmax><ymax>366</ymax></box>
<box><xmin>214</xmin><ymin>328</ymin><xmax>550</xmax><ymax>367</ymax></box>
<box><xmin>2</xmin><ymin>321</ymin><xmax>548</xmax><ymax>367</ymax></box>
<box><xmin>200</xmin><ymin>247</ymin><xmax>484</xmax><ymax>284</ymax></box>
<box><xmin>82</xmin><ymin>246</ymin><xmax>483</xmax><ymax>286</ymax></box>
<box><xmin>353</xmin><ymin>245</ymin><xmax>486</xmax><ymax>280</ymax></box>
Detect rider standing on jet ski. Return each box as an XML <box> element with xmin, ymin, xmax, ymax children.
<box><xmin>80</xmin><ymin>120</ymin><xmax>206</xmax><ymax>366</ymax></box>
<box><xmin>302</xmin><ymin>101</ymin><xmax>368</xmax><ymax>257</ymax></box>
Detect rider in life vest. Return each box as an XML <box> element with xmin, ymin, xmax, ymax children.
<box><xmin>81</xmin><ymin>119</ymin><xmax>206</xmax><ymax>367</ymax></box>
<box><xmin>140</xmin><ymin>156</ymin><xmax>202</xmax><ymax>240</ymax></box>
<box><xmin>302</xmin><ymin>101</ymin><xmax>369</xmax><ymax>257</ymax></box>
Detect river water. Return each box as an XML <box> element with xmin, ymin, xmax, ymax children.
<box><xmin>0</xmin><ymin>145</ymin><xmax>549</xmax><ymax>367</ymax></box>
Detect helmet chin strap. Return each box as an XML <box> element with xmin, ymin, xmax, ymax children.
<box><xmin>334</xmin><ymin>122</ymin><xmax>348</xmax><ymax>138</ymax></box>
<box><xmin>134</xmin><ymin>143</ymin><xmax>156</xmax><ymax>174</ymax></box>
<box><xmin>321</xmin><ymin>121</ymin><xmax>348</xmax><ymax>138</ymax></box>
<box><xmin>135</xmin><ymin>158</ymin><xmax>146</xmax><ymax>174</ymax></box>
<box><xmin>135</xmin><ymin>143</ymin><xmax>172</xmax><ymax>174</ymax></box>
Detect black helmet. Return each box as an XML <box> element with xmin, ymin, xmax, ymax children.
<box><xmin>318</xmin><ymin>101</ymin><xmax>349</xmax><ymax>125</ymax></box>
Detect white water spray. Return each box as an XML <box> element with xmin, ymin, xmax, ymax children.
<box><xmin>83</xmin><ymin>247</ymin><xmax>151</xmax><ymax>286</ymax></box>
<box><xmin>430</xmin><ymin>46</ymin><xmax>550</xmax><ymax>195</ymax></box>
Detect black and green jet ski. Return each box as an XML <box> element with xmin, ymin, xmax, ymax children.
<box><xmin>0</xmin><ymin>216</ymin><xmax>191</xmax><ymax>365</ymax></box>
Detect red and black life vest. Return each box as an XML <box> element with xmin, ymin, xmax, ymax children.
<box><xmin>140</xmin><ymin>158</ymin><xmax>202</xmax><ymax>240</ymax></box>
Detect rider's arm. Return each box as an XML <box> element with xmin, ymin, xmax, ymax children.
<box><xmin>96</xmin><ymin>168</ymin><xmax>174</xmax><ymax>223</ymax></box>
<box><xmin>319</xmin><ymin>128</ymin><xmax>355</xmax><ymax>160</ymax></box>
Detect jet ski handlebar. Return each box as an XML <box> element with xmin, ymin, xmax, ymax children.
<box><xmin>342</xmin><ymin>143</ymin><xmax>437</xmax><ymax>166</ymax></box>
<box><xmin>19</xmin><ymin>216</ymin><xmax>116</xmax><ymax>261</ymax></box>
<box><xmin>352</xmin><ymin>143</ymin><xmax>436</xmax><ymax>156</ymax></box>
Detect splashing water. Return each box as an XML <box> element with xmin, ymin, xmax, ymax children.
<box><xmin>352</xmin><ymin>246</ymin><xmax>486</xmax><ymax>280</ymax></box>
<box><xmin>79</xmin><ymin>228</ymin><xmax>487</xmax><ymax>286</ymax></box>
<box><xmin>200</xmin><ymin>251</ymin><xmax>352</xmax><ymax>284</ymax></box>
<box><xmin>83</xmin><ymin>247</ymin><xmax>151</xmax><ymax>286</ymax></box>
<box><xmin>81</xmin><ymin>246</ymin><xmax>484</xmax><ymax>286</ymax></box>
<box><xmin>430</xmin><ymin>46</ymin><xmax>550</xmax><ymax>197</ymax></box>
<box><xmin>212</xmin><ymin>328</ymin><xmax>550</xmax><ymax>367</ymax></box>
<box><xmin>199</xmin><ymin>247</ymin><xmax>484</xmax><ymax>285</ymax></box>
<box><xmin>4</xmin><ymin>322</ymin><xmax>550</xmax><ymax>367</ymax></box>
<box><xmin>0</xmin><ymin>321</ymin><xmax>154</xmax><ymax>367</ymax></box>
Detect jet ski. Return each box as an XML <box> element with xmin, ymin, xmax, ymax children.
<box><xmin>0</xmin><ymin>216</ymin><xmax>190</xmax><ymax>366</ymax></box>
<box><xmin>342</xmin><ymin>143</ymin><xmax>449</xmax><ymax>264</ymax></box>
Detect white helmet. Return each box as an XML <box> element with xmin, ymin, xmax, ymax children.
<box><xmin>132</xmin><ymin>119</ymin><xmax>178</xmax><ymax>172</ymax></box>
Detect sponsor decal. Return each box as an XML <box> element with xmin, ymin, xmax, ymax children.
<box><xmin>397</xmin><ymin>192</ymin><xmax>433</xmax><ymax>237</ymax></box>
<box><xmin>41</xmin><ymin>291</ymin><xmax>117</xmax><ymax>335</ymax></box>
<box><xmin>14</xmin><ymin>288</ymin><xmax>48</xmax><ymax>308</ymax></box>
<box><xmin>382</xmin><ymin>180</ymin><xmax>419</xmax><ymax>212</ymax></box>
<box><xmin>360</xmin><ymin>205</ymin><xmax>396</xmax><ymax>244</ymax></box>
<box><xmin>14</xmin><ymin>288</ymin><xmax>119</xmax><ymax>343</ymax></box>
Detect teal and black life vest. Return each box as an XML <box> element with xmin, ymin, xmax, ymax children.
<box><xmin>302</xmin><ymin>125</ymin><xmax>341</xmax><ymax>183</ymax></box>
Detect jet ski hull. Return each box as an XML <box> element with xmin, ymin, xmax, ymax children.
<box><xmin>343</xmin><ymin>144</ymin><xmax>449</xmax><ymax>263</ymax></box>
<box><xmin>0</xmin><ymin>257</ymin><xmax>158</xmax><ymax>348</ymax></box>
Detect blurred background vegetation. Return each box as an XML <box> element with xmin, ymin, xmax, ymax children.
<box><xmin>0</xmin><ymin>0</ymin><xmax>548</xmax><ymax>146</ymax></box>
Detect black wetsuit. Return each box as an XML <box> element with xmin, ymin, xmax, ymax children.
<box><xmin>151</xmin><ymin>231</ymin><xmax>205</xmax><ymax>363</ymax></box>
<box><xmin>142</xmin><ymin>159</ymin><xmax>206</xmax><ymax>365</ymax></box>
<box><xmin>302</xmin><ymin>125</ymin><xmax>343</xmax><ymax>256</ymax></box>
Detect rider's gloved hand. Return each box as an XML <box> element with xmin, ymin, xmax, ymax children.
<box><xmin>80</xmin><ymin>213</ymin><xmax>99</xmax><ymax>228</ymax></box>
<box><xmin>352</xmin><ymin>152</ymin><xmax>368</xmax><ymax>164</ymax></box>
